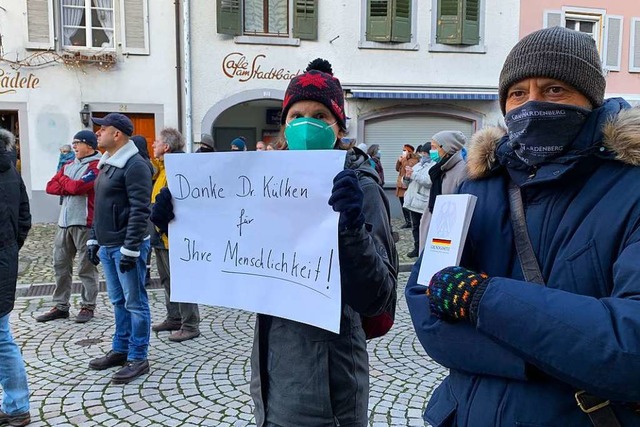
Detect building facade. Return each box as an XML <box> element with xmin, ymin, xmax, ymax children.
<box><xmin>520</xmin><ymin>0</ymin><xmax>640</xmax><ymax>105</ymax></box>
<box><xmin>189</xmin><ymin>0</ymin><xmax>521</xmax><ymax>187</ymax></box>
<box><xmin>2</xmin><ymin>0</ymin><xmax>179</xmax><ymax>222</ymax></box>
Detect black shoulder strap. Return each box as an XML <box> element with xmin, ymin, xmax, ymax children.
<box><xmin>508</xmin><ymin>180</ymin><xmax>545</xmax><ymax>285</ymax></box>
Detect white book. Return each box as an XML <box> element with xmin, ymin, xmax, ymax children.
<box><xmin>417</xmin><ymin>194</ymin><xmax>478</xmax><ymax>286</ymax></box>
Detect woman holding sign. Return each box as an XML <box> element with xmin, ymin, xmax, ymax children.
<box><xmin>151</xmin><ymin>59</ymin><xmax>398</xmax><ymax>426</ymax></box>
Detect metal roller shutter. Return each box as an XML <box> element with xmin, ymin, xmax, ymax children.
<box><xmin>364</xmin><ymin>114</ymin><xmax>475</xmax><ymax>187</ymax></box>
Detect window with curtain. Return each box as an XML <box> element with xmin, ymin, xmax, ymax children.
<box><xmin>62</xmin><ymin>0</ymin><xmax>115</xmax><ymax>48</ymax></box>
<box><xmin>244</xmin><ymin>0</ymin><xmax>289</xmax><ymax>36</ymax></box>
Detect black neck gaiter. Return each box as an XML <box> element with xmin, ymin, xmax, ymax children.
<box><xmin>504</xmin><ymin>101</ymin><xmax>591</xmax><ymax>166</ymax></box>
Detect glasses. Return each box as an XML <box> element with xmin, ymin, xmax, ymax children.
<box><xmin>72</xmin><ymin>140</ymin><xmax>87</xmax><ymax>146</ymax></box>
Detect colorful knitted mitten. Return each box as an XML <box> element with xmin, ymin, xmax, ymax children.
<box><xmin>427</xmin><ymin>266</ymin><xmax>490</xmax><ymax>323</ymax></box>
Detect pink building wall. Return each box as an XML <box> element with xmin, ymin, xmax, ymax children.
<box><xmin>520</xmin><ymin>0</ymin><xmax>640</xmax><ymax>97</ymax></box>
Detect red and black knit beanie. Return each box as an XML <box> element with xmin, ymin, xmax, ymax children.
<box><xmin>281</xmin><ymin>58</ymin><xmax>346</xmax><ymax>130</ymax></box>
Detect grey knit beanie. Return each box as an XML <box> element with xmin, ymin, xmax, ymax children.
<box><xmin>499</xmin><ymin>26</ymin><xmax>606</xmax><ymax>114</ymax></box>
<box><xmin>432</xmin><ymin>130</ymin><xmax>466</xmax><ymax>155</ymax></box>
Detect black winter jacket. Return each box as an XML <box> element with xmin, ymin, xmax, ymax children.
<box><xmin>0</xmin><ymin>149</ymin><xmax>31</xmax><ymax>317</ymax></box>
<box><xmin>88</xmin><ymin>141</ymin><xmax>152</xmax><ymax>256</ymax></box>
<box><xmin>251</xmin><ymin>147</ymin><xmax>398</xmax><ymax>426</ymax></box>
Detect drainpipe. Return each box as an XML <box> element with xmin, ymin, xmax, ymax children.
<box><xmin>174</xmin><ymin>0</ymin><xmax>183</xmax><ymax>134</ymax></box>
<box><xmin>182</xmin><ymin>0</ymin><xmax>193</xmax><ymax>152</ymax></box>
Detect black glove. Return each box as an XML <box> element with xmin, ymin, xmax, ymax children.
<box><xmin>119</xmin><ymin>254</ymin><xmax>138</xmax><ymax>273</ymax></box>
<box><xmin>150</xmin><ymin>187</ymin><xmax>175</xmax><ymax>235</ymax></box>
<box><xmin>328</xmin><ymin>170</ymin><xmax>365</xmax><ymax>231</ymax></box>
<box><xmin>427</xmin><ymin>266</ymin><xmax>490</xmax><ymax>324</ymax></box>
<box><xmin>87</xmin><ymin>244</ymin><xmax>100</xmax><ymax>266</ymax></box>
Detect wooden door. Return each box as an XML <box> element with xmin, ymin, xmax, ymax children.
<box><xmin>92</xmin><ymin>112</ymin><xmax>156</xmax><ymax>157</ymax></box>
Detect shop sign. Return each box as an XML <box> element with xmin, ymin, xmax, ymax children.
<box><xmin>0</xmin><ymin>69</ymin><xmax>40</xmax><ymax>94</ymax></box>
<box><xmin>222</xmin><ymin>52</ymin><xmax>301</xmax><ymax>83</ymax></box>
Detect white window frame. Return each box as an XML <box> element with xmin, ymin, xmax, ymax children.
<box><xmin>61</xmin><ymin>0</ymin><xmax>116</xmax><ymax>51</ymax></box>
<box><xmin>561</xmin><ymin>7</ymin><xmax>605</xmax><ymax>52</ymax></box>
<box><xmin>428</xmin><ymin>0</ymin><xmax>486</xmax><ymax>54</ymax></box>
<box><xmin>357</xmin><ymin>0</ymin><xmax>419</xmax><ymax>51</ymax></box>
<box><xmin>235</xmin><ymin>0</ymin><xmax>300</xmax><ymax>46</ymax></box>
<box><xmin>630</xmin><ymin>17</ymin><xmax>640</xmax><ymax>73</ymax></box>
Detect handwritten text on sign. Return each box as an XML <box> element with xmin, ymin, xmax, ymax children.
<box><xmin>165</xmin><ymin>151</ymin><xmax>346</xmax><ymax>333</ymax></box>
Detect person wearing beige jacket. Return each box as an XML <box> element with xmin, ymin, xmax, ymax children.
<box><xmin>395</xmin><ymin>144</ymin><xmax>420</xmax><ymax>228</ymax></box>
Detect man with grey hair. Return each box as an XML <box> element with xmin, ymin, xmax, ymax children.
<box><xmin>0</xmin><ymin>128</ymin><xmax>31</xmax><ymax>426</ymax></box>
<box><xmin>150</xmin><ymin>128</ymin><xmax>200</xmax><ymax>342</ymax></box>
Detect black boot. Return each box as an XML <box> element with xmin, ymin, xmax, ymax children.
<box><xmin>401</xmin><ymin>208</ymin><xmax>412</xmax><ymax>228</ymax></box>
<box><xmin>407</xmin><ymin>243</ymin><xmax>419</xmax><ymax>258</ymax></box>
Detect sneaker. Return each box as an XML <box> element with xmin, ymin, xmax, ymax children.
<box><xmin>0</xmin><ymin>410</ymin><xmax>30</xmax><ymax>426</ymax></box>
<box><xmin>75</xmin><ymin>308</ymin><xmax>94</xmax><ymax>323</ymax></box>
<box><xmin>35</xmin><ymin>307</ymin><xmax>69</xmax><ymax>323</ymax></box>
<box><xmin>111</xmin><ymin>360</ymin><xmax>150</xmax><ymax>384</ymax></box>
<box><xmin>88</xmin><ymin>350</ymin><xmax>128</xmax><ymax>370</ymax></box>
<box><xmin>168</xmin><ymin>329</ymin><xmax>201</xmax><ymax>342</ymax></box>
<box><xmin>151</xmin><ymin>319</ymin><xmax>181</xmax><ymax>332</ymax></box>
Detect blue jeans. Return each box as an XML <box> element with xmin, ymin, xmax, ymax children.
<box><xmin>100</xmin><ymin>241</ymin><xmax>151</xmax><ymax>361</ymax></box>
<box><xmin>0</xmin><ymin>313</ymin><xmax>30</xmax><ymax>415</ymax></box>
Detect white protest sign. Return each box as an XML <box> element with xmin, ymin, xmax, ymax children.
<box><xmin>418</xmin><ymin>194</ymin><xmax>477</xmax><ymax>285</ymax></box>
<box><xmin>164</xmin><ymin>150</ymin><xmax>346</xmax><ymax>333</ymax></box>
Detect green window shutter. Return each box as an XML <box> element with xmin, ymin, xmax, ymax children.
<box><xmin>437</xmin><ymin>0</ymin><xmax>480</xmax><ymax>45</ymax></box>
<box><xmin>366</xmin><ymin>0</ymin><xmax>392</xmax><ymax>42</ymax></box>
<box><xmin>390</xmin><ymin>0</ymin><xmax>411</xmax><ymax>42</ymax></box>
<box><xmin>217</xmin><ymin>0</ymin><xmax>241</xmax><ymax>36</ymax></box>
<box><xmin>437</xmin><ymin>0</ymin><xmax>462</xmax><ymax>44</ymax></box>
<box><xmin>293</xmin><ymin>0</ymin><xmax>317</xmax><ymax>40</ymax></box>
<box><xmin>461</xmin><ymin>0</ymin><xmax>479</xmax><ymax>45</ymax></box>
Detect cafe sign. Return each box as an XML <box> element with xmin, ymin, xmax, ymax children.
<box><xmin>0</xmin><ymin>69</ymin><xmax>40</xmax><ymax>95</ymax></box>
<box><xmin>223</xmin><ymin>52</ymin><xmax>301</xmax><ymax>83</ymax></box>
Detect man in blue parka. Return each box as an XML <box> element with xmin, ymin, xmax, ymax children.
<box><xmin>406</xmin><ymin>26</ymin><xmax>640</xmax><ymax>426</ymax></box>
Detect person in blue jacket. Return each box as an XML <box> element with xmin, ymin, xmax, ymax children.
<box><xmin>406</xmin><ymin>26</ymin><xmax>640</xmax><ymax>427</ymax></box>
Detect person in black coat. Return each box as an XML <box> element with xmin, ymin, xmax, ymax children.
<box><xmin>0</xmin><ymin>128</ymin><xmax>32</xmax><ymax>426</ymax></box>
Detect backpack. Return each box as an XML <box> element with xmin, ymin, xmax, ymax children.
<box><xmin>352</xmin><ymin>157</ymin><xmax>398</xmax><ymax>339</ymax></box>
<box><xmin>361</xmin><ymin>267</ymin><xmax>397</xmax><ymax>340</ymax></box>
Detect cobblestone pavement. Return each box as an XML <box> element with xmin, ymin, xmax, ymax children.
<box><xmin>18</xmin><ymin>219</ymin><xmax>418</xmax><ymax>286</ymax></box>
<box><xmin>8</xmin><ymin>273</ymin><xmax>446</xmax><ymax>426</ymax></box>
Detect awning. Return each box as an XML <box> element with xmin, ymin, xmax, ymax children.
<box><xmin>344</xmin><ymin>85</ymin><xmax>499</xmax><ymax>101</ymax></box>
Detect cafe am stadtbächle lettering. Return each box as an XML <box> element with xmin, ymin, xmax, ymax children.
<box><xmin>222</xmin><ymin>52</ymin><xmax>302</xmax><ymax>83</ymax></box>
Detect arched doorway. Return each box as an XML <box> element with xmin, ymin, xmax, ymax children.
<box><xmin>200</xmin><ymin>89</ymin><xmax>284</xmax><ymax>151</ymax></box>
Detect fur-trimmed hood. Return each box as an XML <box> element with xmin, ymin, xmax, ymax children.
<box><xmin>467</xmin><ymin>103</ymin><xmax>640</xmax><ymax>180</ymax></box>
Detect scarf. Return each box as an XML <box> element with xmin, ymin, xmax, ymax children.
<box><xmin>427</xmin><ymin>155</ymin><xmax>449</xmax><ymax>213</ymax></box>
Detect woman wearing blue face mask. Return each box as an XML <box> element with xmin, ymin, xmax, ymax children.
<box><xmin>417</xmin><ymin>130</ymin><xmax>468</xmax><ymax>252</ymax></box>
<box><xmin>244</xmin><ymin>58</ymin><xmax>398</xmax><ymax>427</ymax></box>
